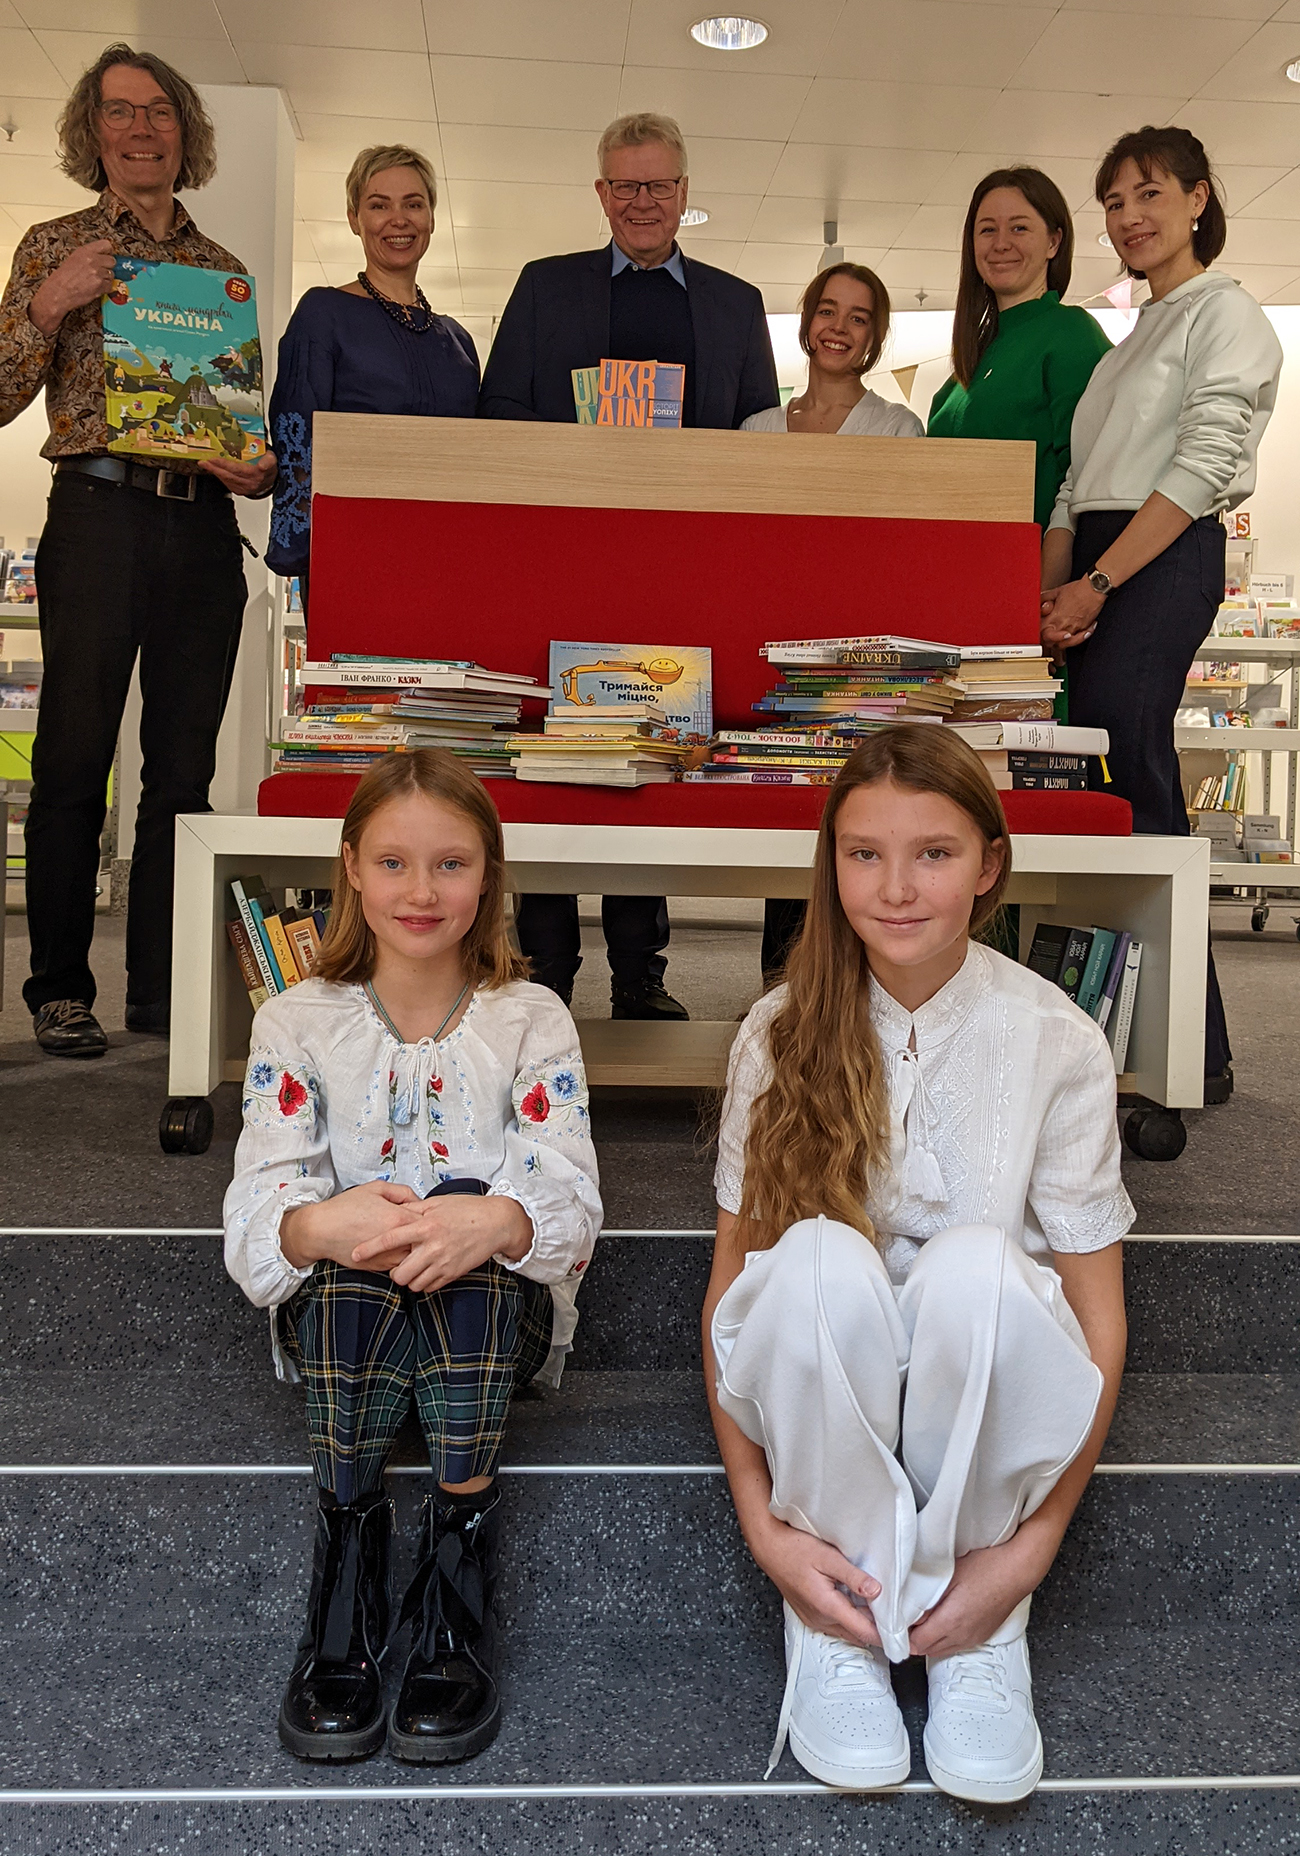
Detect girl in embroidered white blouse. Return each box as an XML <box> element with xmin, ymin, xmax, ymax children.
<box><xmin>704</xmin><ymin>725</ymin><xmax>1131</xmax><ymax>1804</ymax></box>
<box><xmin>223</xmin><ymin>750</ymin><xmax>601</xmax><ymax>1767</ymax></box>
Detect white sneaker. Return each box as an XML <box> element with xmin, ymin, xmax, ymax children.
<box><xmin>770</xmin><ymin>1602</ymin><xmax>911</xmax><ymax>1789</ymax></box>
<box><xmin>923</xmin><ymin>1626</ymin><xmax>1044</xmax><ymax>1804</ymax></box>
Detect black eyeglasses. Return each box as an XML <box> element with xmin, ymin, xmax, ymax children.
<box><xmin>603</xmin><ymin>178</ymin><xmax>683</xmax><ymax>201</ymax></box>
<box><xmin>99</xmin><ymin>99</ymin><xmax>179</xmax><ymax>131</ymax></box>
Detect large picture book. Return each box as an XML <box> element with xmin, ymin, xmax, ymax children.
<box><xmin>102</xmin><ymin>257</ymin><xmax>267</xmax><ymax>463</ymax></box>
<box><xmin>548</xmin><ymin>640</ymin><xmax>712</xmax><ymax>740</ymax></box>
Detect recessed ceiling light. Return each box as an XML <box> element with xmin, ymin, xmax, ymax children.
<box><xmin>690</xmin><ymin>16</ymin><xmax>769</xmax><ymax>51</ymax></box>
<box><xmin>1285</xmin><ymin>57</ymin><xmax>1300</xmax><ymax>82</ymax></box>
<box><xmin>680</xmin><ymin>206</ymin><xmax>710</xmax><ymax>226</ymax></box>
<box><xmin>1098</xmin><ymin>232</ymin><xmax>1113</xmax><ymax>248</ymax></box>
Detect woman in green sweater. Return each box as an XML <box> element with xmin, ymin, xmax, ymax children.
<box><xmin>928</xmin><ymin>167</ymin><xmax>1110</xmax><ymax>530</ymax></box>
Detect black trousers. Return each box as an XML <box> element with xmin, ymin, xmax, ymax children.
<box><xmin>515</xmin><ymin>893</ymin><xmax>669</xmax><ymax>998</ymax></box>
<box><xmin>1066</xmin><ymin>510</ymin><xmax>1230</xmax><ymax>1075</ymax></box>
<box><xmin>762</xmin><ymin>897</ymin><xmax>806</xmax><ymax>984</ymax></box>
<box><xmin>24</xmin><ymin>470</ymin><xmax>246</xmax><ymax>1014</ymax></box>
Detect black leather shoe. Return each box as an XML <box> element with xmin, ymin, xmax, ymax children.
<box><xmin>278</xmin><ymin>1488</ymin><xmax>392</xmax><ymax>1762</ymax></box>
<box><xmin>610</xmin><ymin>978</ymin><xmax>690</xmax><ymax>1022</ymax></box>
<box><xmin>33</xmin><ymin>1000</ymin><xmax>108</xmax><ymax>1059</ymax></box>
<box><xmin>125</xmin><ymin>1001</ymin><xmax>170</xmax><ymax>1036</ymax></box>
<box><xmin>388</xmin><ymin>1487</ymin><xmax>503</xmax><ymax>1763</ymax></box>
<box><xmin>1203</xmin><ymin>1067</ymin><xmax>1234</xmax><ymax>1106</ymax></box>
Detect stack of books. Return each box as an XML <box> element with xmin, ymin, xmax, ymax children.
<box><xmin>947</xmin><ymin>719</ymin><xmax>1111</xmax><ymax>792</ymax></box>
<box><xmin>274</xmin><ymin>656</ymin><xmax>549</xmax><ymax>779</ymax></box>
<box><xmin>949</xmin><ymin>645</ymin><xmax>1061</xmax><ymax>723</ymax></box>
<box><xmin>754</xmin><ymin>635</ymin><xmax>964</xmax><ymax>727</ymax></box>
<box><xmin>228</xmin><ymin>877</ymin><xmax>330</xmax><ymax>1010</ymax></box>
<box><xmin>1026</xmin><ymin>922</ymin><xmax>1143</xmax><ymax>1072</ymax></box>
<box><xmin>505</xmin><ymin>705</ymin><xmax>689</xmax><ymax>787</ymax></box>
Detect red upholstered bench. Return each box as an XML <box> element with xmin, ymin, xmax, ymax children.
<box><xmin>258</xmin><ymin>770</ymin><xmax>1133</xmax><ymax>836</ymax></box>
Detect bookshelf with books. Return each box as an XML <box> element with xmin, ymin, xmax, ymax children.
<box><xmin>227</xmin><ymin>876</ymin><xmax>332</xmax><ymax>1010</ymax></box>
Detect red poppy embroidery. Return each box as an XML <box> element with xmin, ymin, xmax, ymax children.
<box><xmin>431</xmin><ymin>1141</ymin><xmax>449</xmax><ymax>1159</ymax></box>
<box><xmin>379</xmin><ymin>1137</ymin><xmax>395</xmax><ymax>1161</ymax></box>
<box><xmin>429</xmin><ymin>1075</ymin><xmax>443</xmax><ymax>1095</ymax></box>
<box><xmin>520</xmin><ymin>1082</ymin><xmax>550</xmax><ymax>1123</ymax></box>
<box><xmin>571</xmin><ymin>1258</ymin><xmax>587</xmax><ymax>1273</ymax></box>
<box><xmin>278</xmin><ymin>1073</ymin><xmax>307</xmax><ymax>1116</ymax></box>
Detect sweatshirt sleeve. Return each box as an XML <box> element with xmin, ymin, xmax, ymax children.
<box><xmin>714</xmin><ymin>999</ymin><xmax>777</xmax><ymax>1215</ymax></box>
<box><xmin>487</xmin><ymin>995</ymin><xmax>602</xmax><ymax>1285</ymax></box>
<box><xmin>0</xmin><ymin>231</ymin><xmax>59</xmax><ymax>429</ymax></box>
<box><xmin>222</xmin><ymin>1024</ymin><xmax>337</xmax><ymax>1309</ymax></box>
<box><xmin>1043</xmin><ymin>313</ymin><xmax>1111</xmax><ymax>525</ymax></box>
<box><xmin>266</xmin><ymin>297</ymin><xmax>337</xmax><ymax>576</ymax></box>
<box><xmin>1156</xmin><ymin>289</ymin><xmax>1283</xmax><ymax>519</ymax></box>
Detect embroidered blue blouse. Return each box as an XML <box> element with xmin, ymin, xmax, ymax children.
<box><xmin>266</xmin><ymin>287</ymin><xmax>480</xmax><ymax>576</ymax></box>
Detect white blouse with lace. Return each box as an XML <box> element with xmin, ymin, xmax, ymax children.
<box><xmin>223</xmin><ymin>977</ymin><xmax>603</xmax><ymax>1385</ymax></box>
<box><xmin>716</xmin><ymin>941</ymin><xmax>1133</xmax><ymax>1279</ymax></box>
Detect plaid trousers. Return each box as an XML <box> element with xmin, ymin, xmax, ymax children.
<box><xmin>281</xmin><ymin>1179</ymin><xmax>554</xmax><ymax>1500</ymax></box>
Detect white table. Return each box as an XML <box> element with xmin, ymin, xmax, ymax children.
<box><xmin>170</xmin><ymin>812</ymin><xmax>1210</xmax><ymax>1116</ymax></box>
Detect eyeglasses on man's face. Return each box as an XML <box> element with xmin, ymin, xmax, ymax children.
<box><xmin>602</xmin><ymin>178</ymin><xmax>683</xmax><ymax>201</ymax></box>
<box><xmin>99</xmin><ymin>99</ymin><xmax>180</xmax><ymax>131</ymax></box>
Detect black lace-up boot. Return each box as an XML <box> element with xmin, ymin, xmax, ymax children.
<box><xmin>277</xmin><ymin>1487</ymin><xmax>393</xmax><ymax>1761</ymax></box>
<box><xmin>388</xmin><ymin>1484</ymin><xmax>504</xmax><ymax>1763</ymax></box>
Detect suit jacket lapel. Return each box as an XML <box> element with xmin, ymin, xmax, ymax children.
<box><xmin>580</xmin><ymin>246</ymin><xmax>612</xmax><ymax>368</ymax></box>
<box><xmin>681</xmin><ymin>254</ymin><xmax>715</xmax><ymax>424</ymax></box>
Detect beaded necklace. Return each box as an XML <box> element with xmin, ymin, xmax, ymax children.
<box><xmin>356</xmin><ymin>271</ymin><xmax>437</xmax><ymax>333</ymax></box>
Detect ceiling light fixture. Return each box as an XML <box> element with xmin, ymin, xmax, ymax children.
<box><xmin>690</xmin><ymin>16</ymin><xmax>769</xmax><ymax>50</ymax></box>
<box><xmin>1285</xmin><ymin>57</ymin><xmax>1300</xmax><ymax>82</ymax></box>
<box><xmin>680</xmin><ymin>206</ymin><xmax>710</xmax><ymax>225</ymax></box>
<box><xmin>1098</xmin><ymin>232</ymin><xmax>1113</xmax><ymax>248</ymax></box>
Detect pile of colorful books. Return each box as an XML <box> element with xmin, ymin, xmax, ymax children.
<box><xmin>754</xmin><ymin>634</ymin><xmax>964</xmax><ymax>726</ymax></box>
<box><xmin>947</xmin><ymin>719</ymin><xmax>1110</xmax><ymax>792</ymax></box>
<box><xmin>274</xmin><ymin>656</ymin><xmax>550</xmax><ymax>779</ymax></box>
<box><xmin>506</xmin><ymin>705</ymin><xmax>689</xmax><ymax>787</ymax></box>
<box><xmin>950</xmin><ymin>645</ymin><xmax>1061</xmax><ymax>723</ymax></box>
<box><xmin>227</xmin><ymin>876</ymin><xmax>330</xmax><ymax>1010</ymax></box>
<box><xmin>1026</xmin><ymin>922</ymin><xmax>1142</xmax><ymax>1073</ymax></box>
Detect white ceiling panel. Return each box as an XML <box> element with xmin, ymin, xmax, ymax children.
<box><xmin>0</xmin><ymin>0</ymin><xmax>25</xmax><ymax>21</ymax></box>
<box><xmin>33</xmin><ymin>30</ymin><xmax>247</xmax><ymax>86</ymax></box>
<box><xmin>293</xmin><ymin>169</ymin><xmax>353</xmax><ymax>221</ymax></box>
<box><xmin>1176</xmin><ymin>96</ymin><xmax>1300</xmax><ymax>166</ymax></box>
<box><xmin>449</xmin><ymin>223</ymin><xmax>591</xmax><ymax>270</ymax></box>
<box><xmin>1217</xmin><ymin>165</ymin><xmax>1297</xmax><ymax>214</ymax></box>
<box><xmin>822</xmin><ymin>1</ymin><xmax>1056</xmax><ymax>89</ymax></box>
<box><xmin>768</xmin><ymin>142</ymin><xmax>956</xmax><ymax>204</ymax></box>
<box><xmin>1238</xmin><ymin>168</ymin><xmax>1300</xmax><ymax>220</ymax></box>
<box><xmin>439</xmin><ymin>123</ymin><xmax>598</xmax><ymax>186</ymax></box>
<box><xmin>615</xmin><ymin>63</ymin><xmax>812</xmax><ymax>142</ymax></box>
<box><xmin>873</xmin><ymin>246</ymin><xmax>962</xmax><ymax>290</ymax></box>
<box><xmin>965</xmin><ymin>89</ymin><xmax>1189</xmax><ymax>159</ymax></box>
<box><xmin>1270</xmin><ymin>0</ymin><xmax>1300</xmax><ymax>17</ymax></box>
<box><xmin>791</xmin><ymin>78</ymin><xmax>998</xmax><ymax>153</ymax></box>
<box><xmin>0</xmin><ymin>24</ymin><xmax>73</xmax><ymax>94</ymax></box>
<box><xmin>923</xmin><ymin>150</ymin><xmax>1101</xmax><ymax>212</ymax></box>
<box><xmin>292</xmin><ymin>112</ymin><xmax>442</xmax><ymax>173</ymax></box>
<box><xmin>895</xmin><ymin>202</ymin><xmax>969</xmax><ymax>251</ymax></box>
<box><xmin>734</xmin><ymin>239</ymin><xmax>830</xmax><ymax>285</ymax></box>
<box><xmin>423</xmin><ymin>0</ymin><xmax>633</xmax><ymax>65</ymax></box>
<box><xmin>685</xmin><ymin>136</ymin><xmax>785</xmax><ymax>193</ymax></box>
<box><xmin>1195</xmin><ymin>23</ymin><xmax>1300</xmax><ymax>105</ymax></box>
<box><xmin>0</xmin><ymin>200</ymin><xmax>27</xmax><ymax>238</ymax></box>
<box><xmin>1223</xmin><ymin>261</ymin><xmax>1300</xmax><ymax>300</ymax></box>
<box><xmin>623</xmin><ymin>0</ymin><xmax>846</xmax><ymax>78</ymax></box>
<box><xmin>748</xmin><ymin>280</ymin><xmax>804</xmax><ymax>312</ymax></box>
<box><xmin>0</xmin><ymin>154</ymin><xmax>84</xmax><ymax>208</ymax></box>
<box><xmin>449</xmin><ymin>265</ymin><xmax>525</xmax><ymax>304</ymax></box>
<box><xmin>239</xmin><ymin>42</ymin><xmax>435</xmax><ymax>117</ymax></box>
<box><xmin>1006</xmin><ymin>11</ymin><xmax>1257</xmax><ymax>99</ymax></box>
<box><xmin>442</xmin><ymin>176</ymin><xmax>598</xmax><ymax>238</ymax></box>
<box><xmin>670</xmin><ymin>191</ymin><xmax>763</xmax><ymax>242</ymax></box>
<box><xmin>432</xmin><ymin>54</ymin><xmax>621</xmax><ymax>132</ymax></box>
<box><xmin>677</xmin><ymin>234</ymin><xmax>745</xmax><ymax>269</ymax></box>
<box><xmin>292</xmin><ymin>258</ymin><xmax>327</xmax><ymax>299</ymax></box>
<box><xmin>219</xmin><ymin>0</ymin><xmax>427</xmax><ymax>52</ymax></box>
<box><xmin>748</xmin><ymin>194</ymin><xmax>915</xmax><ymax>246</ymax></box>
<box><xmin>1222</xmin><ymin>219</ymin><xmax>1300</xmax><ymax>267</ymax></box>
<box><xmin>0</xmin><ymin>96</ymin><xmax>63</xmax><ymax>155</ymax></box>
<box><xmin>17</xmin><ymin>0</ymin><xmax>226</xmax><ymax>28</ymax></box>
<box><xmin>1057</xmin><ymin>0</ymin><xmax>1276</xmax><ymax>14</ymax></box>
<box><xmin>1065</xmin><ymin>255</ymin><xmax>1127</xmax><ymax>300</ymax></box>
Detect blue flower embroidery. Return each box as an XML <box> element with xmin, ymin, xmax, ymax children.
<box><xmin>250</xmin><ymin>1060</ymin><xmax>274</xmax><ymax>1090</ymax></box>
<box><xmin>525</xmin><ymin>1152</ymin><xmax>541</xmax><ymax>1175</ymax></box>
<box><xmin>550</xmin><ymin>1068</ymin><xmax>580</xmax><ymax>1101</ymax></box>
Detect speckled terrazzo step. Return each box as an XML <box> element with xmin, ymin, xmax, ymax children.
<box><xmin>0</xmin><ymin>1471</ymin><xmax>1296</xmax><ymax>1794</ymax></box>
<box><xmin>3</xmin><ymin>1234</ymin><xmax>1299</xmax><ymax>1375</ymax></box>
<box><xmin>2</xmin><ymin>1367</ymin><xmax>1297</xmax><ymax>1469</ymax></box>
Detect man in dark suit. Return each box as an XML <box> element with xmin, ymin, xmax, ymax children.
<box><xmin>480</xmin><ymin>110</ymin><xmax>779</xmax><ymax>1019</ymax></box>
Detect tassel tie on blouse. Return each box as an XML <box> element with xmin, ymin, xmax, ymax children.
<box><xmin>891</xmin><ymin>1046</ymin><xmax>949</xmax><ymax>1208</ymax></box>
<box><xmin>387</xmin><ymin>1043</ymin><xmax>431</xmax><ymax>1130</ymax></box>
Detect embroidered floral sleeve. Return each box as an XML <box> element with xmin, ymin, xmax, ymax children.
<box><xmin>223</xmin><ymin>1038</ymin><xmax>337</xmax><ymax>1310</ymax></box>
<box><xmin>0</xmin><ymin>231</ymin><xmax>59</xmax><ymax>427</ymax></box>
<box><xmin>265</xmin><ymin>299</ymin><xmax>337</xmax><ymax>576</ymax></box>
<box><xmin>1028</xmin><ymin>1030</ymin><xmax>1135</xmax><ymax>1253</ymax></box>
<box><xmin>488</xmin><ymin>999</ymin><xmax>603</xmax><ymax>1286</ymax></box>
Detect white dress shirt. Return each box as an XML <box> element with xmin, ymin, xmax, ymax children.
<box><xmin>223</xmin><ymin>978</ymin><xmax>603</xmax><ymax>1384</ymax></box>
<box><xmin>716</xmin><ymin>941</ymin><xmax>1134</xmax><ymax>1280</ymax></box>
<box><xmin>1048</xmin><ymin>270</ymin><xmax>1282</xmax><ymax>533</ymax></box>
<box><xmin>742</xmin><ymin>389</ymin><xmax>923</xmax><ymax>438</ymax></box>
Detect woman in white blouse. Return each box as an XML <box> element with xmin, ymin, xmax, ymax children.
<box><xmin>1040</xmin><ymin>125</ymin><xmax>1283</xmax><ymax>1100</ymax></box>
<box><xmin>224</xmin><ymin>751</ymin><xmax>601</xmax><ymax>1767</ymax></box>
<box><xmin>745</xmin><ymin>262</ymin><xmax>923</xmax><ymax>977</ymax></box>
<box><xmin>702</xmin><ymin>726</ymin><xmax>1131</xmax><ymax>1804</ymax></box>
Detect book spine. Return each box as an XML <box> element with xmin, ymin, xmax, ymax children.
<box><xmin>997</xmin><ymin>722</ymin><xmax>1110</xmax><ymax>753</ymax></box>
<box><xmin>1005</xmin><ymin>753</ymin><xmax>1089</xmax><ymax>772</ymax></box>
<box><xmin>226</xmin><ymin>919</ymin><xmax>269</xmax><ymax>1010</ymax></box>
<box><xmin>1095</xmin><ymin>931</ymin><xmax>1132</xmax><ymax>1031</ymax></box>
<box><xmin>1009</xmin><ymin>773</ymin><xmax>1089</xmax><ymax>790</ymax></box>
<box><xmin>231</xmin><ymin>881</ymin><xmax>281</xmax><ymax>995</ymax></box>
<box><xmin>244</xmin><ymin>897</ymin><xmax>286</xmax><ymax>993</ymax></box>
<box><xmin>1107</xmin><ymin>941</ymin><xmax>1143</xmax><ymax>1070</ymax></box>
<box><xmin>1055</xmin><ymin>927</ymin><xmax>1094</xmax><ymax>1001</ymax></box>
<box><xmin>262</xmin><ymin>913</ymin><xmax>302</xmax><ymax>989</ymax></box>
<box><xmin>682</xmin><ymin>769</ymin><xmax>829</xmax><ymax>784</ymax></box>
<box><xmin>715</xmin><ymin>730</ymin><xmax>837</xmax><ymax>747</ymax></box>
<box><xmin>1076</xmin><ymin>929</ymin><xmax>1117</xmax><ymax>1019</ymax></box>
<box><xmin>286</xmin><ymin>915</ymin><xmax>321</xmax><ymax>979</ymax></box>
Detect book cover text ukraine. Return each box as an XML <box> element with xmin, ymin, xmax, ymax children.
<box><xmin>102</xmin><ymin>257</ymin><xmax>267</xmax><ymax>463</ymax></box>
<box><xmin>571</xmin><ymin>359</ymin><xmax>685</xmax><ymax>427</ymax></box>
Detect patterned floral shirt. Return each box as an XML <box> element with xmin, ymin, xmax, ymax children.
<box><xmin>223</xmin><ymin>976</ymin><xmax>602</xmax><ymax>1386</ymax></box>
<box><xmin>717</xmin><ymin>941</ymin><xmax>1134</xmax><ymax>1279</ymax></box>
<box><xmin>0</xmin><ymin>189</ymin><xmax>246</xmax><ymax>463</ymax></box>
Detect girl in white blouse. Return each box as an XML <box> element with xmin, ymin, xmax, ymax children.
<box><xmin>703</xmin><ymin>725</ymin><xmax>1131</xmax><ymax>1804</ymax></box>
<box><xmin>224</xmin><ymin>750</ymin><xmax>601</xmax><ymax>1767</ymax></box>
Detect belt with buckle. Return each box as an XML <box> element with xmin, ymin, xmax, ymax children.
<box><xmin>54</xmin><ymin>456</ymin><xmax>227</xmax><ymax>502</ymax></box>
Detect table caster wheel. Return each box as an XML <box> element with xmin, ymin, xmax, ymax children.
<box><xmin>1251</xmin><ymin>906</ymin><xmax>1268</xmax><ymax>932</ymax></box>
<box><xmin>159</xmin><ymin>1096</ymin><xmax>214</xmax><ymax>1155</ymax></box>
<box><xmin>1123</xmin><ymin>1106</ymin><xmax>1187</xmax><ymax>1163</ymax></box>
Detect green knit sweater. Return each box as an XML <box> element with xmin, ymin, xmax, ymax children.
<box><xmin>927</xmin><ymin>293</ymin><xmax>1112</xmax><ymax>529</ymax></box>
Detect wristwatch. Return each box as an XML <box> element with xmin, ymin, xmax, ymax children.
<box><xmin>1086</xmin><ymin>568</ymin><xmax>1114</xmax><ymax>597</ymax></box>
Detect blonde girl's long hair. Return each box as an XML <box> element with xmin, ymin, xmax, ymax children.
<box><xmin>314</xmin><ymin>749</ymin><xmax>527</xmax><ymax>990</ymax></box>
<box><xmin>732</xmin><ymin>725</ymin><xmax>1011</xmax><ymax>1256</ymax></box>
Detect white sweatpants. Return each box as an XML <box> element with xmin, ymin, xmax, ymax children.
<box><xmin>712</xmin><ymin>1217</ymin><xmax>1103</xmax><ymax>1664</ymax></box>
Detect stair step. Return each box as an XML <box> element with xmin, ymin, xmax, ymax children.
<box><xmin>0</xmin><ymin>1474</ymin><xmax>1295</xmax><ymax>1793</ymax></box>
<box><xmin>2</xmin><ymin>1368</ymin><xmax>1297</xmax><ymax>1469</ymax></box>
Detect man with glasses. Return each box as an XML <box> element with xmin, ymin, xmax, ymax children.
<box><xmin>480</xmin><ymin>111</ymin><xmax>777</xmax><ymax>1019</ymax></box>
<box><xmin>0</xmin><ymin>43</ymin><xmax>275</xmax><ymax>1058</ymax></box>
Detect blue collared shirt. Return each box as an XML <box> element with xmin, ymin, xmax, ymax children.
<box><xmin>610</xmin><ymin>241</ymin><xmax>687</xmax><ymax>288</ymax></box>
